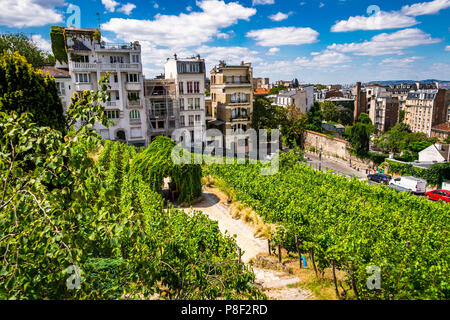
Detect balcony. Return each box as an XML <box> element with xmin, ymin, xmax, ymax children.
<box><xmin>95</xmin><ymin>43</ymin><xmax>141</xmax><ymax>52</ymax></box>
<box><xmin>106</xmin><ymin>101</ymin><xmax>121</xmax><ymax>107</ymax></box>
<box><xmin>75</xmin><ymin>83</ymin><xmax>93</xmax><ymax>91</ymax></box>
<box><xmin>101</xmin><ymin>63</ymin><xmax>141</xmax><ymax>72</ymax></box>
<box><xmin>130</xmin><ymin>118</ymin><xmax>141</xmax><ymax>125</ymax></box>
<box><xmin>127</xmin><ymin>99</ymin><xmax>142</xmax><ymax>108</ymax></box>
<box><xmin>126</xmin><ymin>82</ymin><xmax>141</xmax><ymax>91</ymax></box>
<box><xmin>71</xmin><ymin>62</ymin><xmax>96</xmax><ymax>71</ymax></box>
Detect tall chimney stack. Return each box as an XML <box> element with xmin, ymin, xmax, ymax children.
<box><xmin>354</xmin><ymin>82</ymin><xmax>361</xmax><ymax>122</ymax></box>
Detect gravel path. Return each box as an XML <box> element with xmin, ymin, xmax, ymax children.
<box><xmin>185</xmin><ymin>191</ymin><xmax>313</xmax><ymax>300</ymax></box>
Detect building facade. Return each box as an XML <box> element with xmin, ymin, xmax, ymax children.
<box><xmin>210</xmin><ymin>61</ymin><xmax>253</xmax><ymax>149</ymax></box>
<box><xmin>273</xmin><ymin>86</ymin><xmax>314</xmax><ymax>114</ymax></box>
<box><xmin>144</xmin><ymin>76</ymin><xmax>179</xmax><ymax>143</ymax></box>
<box><xmin>164</xmin><ymin>54</ymin><xmax>206</xmax><ymax>147</ymax></box>
<box><xmin>54</xmin><ymin>27</ymin><xmax>147</xmax><ymax>147</ymax></box>
<box><xmin>253</xmin><ymin>77</ymin><xmax>270</xmax><ymax>89</ymax></box>
<box><xmin>404</xmin><ymin>89</ymin><xmax>449</xmax><ymax>137</ymax></box>
<box><xmin>368</xmin><ymin>96</ymin><xmax>399</xmax><ymax>132</ymax></box>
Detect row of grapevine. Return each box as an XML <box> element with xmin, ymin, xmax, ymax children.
<box><xmin>84</xmin><ymin>140</ymin><xmax>261</xmax><ymax>299</ymax></box>
<box><xmin>204</xmin><ymin>153</ymin><xmax>449</xmax><ymax>299</ymax></box>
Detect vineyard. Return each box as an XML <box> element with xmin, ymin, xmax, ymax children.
<box><xmin>205</xmin><ymin>153</ymin><xmax>450</xmax><ymax>300</ymax></box>
<box><xmin>0</xmin><ymin>118</ymin><xmax>260</xmax><ymax>299</ymax></box>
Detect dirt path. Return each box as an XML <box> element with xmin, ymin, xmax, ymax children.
<box><xmin>184</xmin><ymin>191</ymin><xmax>313</xmax><ymax>300</ymax></box>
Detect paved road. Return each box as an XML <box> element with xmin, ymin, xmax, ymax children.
<box><xmin>305</xmin><ymin>153</ymin><xmax>369</xmax><ymax>179</ymax></box>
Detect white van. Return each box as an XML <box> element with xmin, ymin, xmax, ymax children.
<box><xmin>389</xmin><ymin>176</ymin><xmax>427</xmax><ymax>194</ymax></box>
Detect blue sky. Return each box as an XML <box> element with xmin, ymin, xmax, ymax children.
<box><xmin>1</xmin><ymin>0</ymin><xmax>449</xmax><ymax>84</ymax></box>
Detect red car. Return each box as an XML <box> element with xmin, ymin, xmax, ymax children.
<box><xmin>425</xmin><ymin>190</ymin><xmax>450</xmax><ymax>203</ymax></box>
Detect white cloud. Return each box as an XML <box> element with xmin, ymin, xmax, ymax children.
<box><xmin>153</xmin><ymin>2</ymin><xmax>159</xmax><ymax>9</ymax></box>
<box><xmin>331</xmin><ymin>0</ymin><xmax>450</xmax><ymax>32</ymax></box>
<box><xmin>117</xmin><ymin>3</ymin><xmax>136</xmax><ymax>15</ymax></box>
<box><xmin>31</xmin><ymin>34</ymin><xmax>52</xmax><ymax>52</ymax></box>
<box><xmin>327</xmin><ymin>28</ymin><xmax>441</xmax><ymax>56</ymax></box>
<box><xmin>252</xmin><ymin>0</ymin><xmax>274</xmax><ymax>5</ymax></box>
<box><xmin>269</xmin><ymin>12</ymin><xmax>291</xmax><ymax>21</ymax></box>
<box><xmin>216</xmin><ymin>31</ymin><xmax>235</xmax><ymax>39</ymax></box>
<box><xmin>380</xmin><ymin>56</ymin><xmax>424</xmax><ymax>67</ymax></box>
<box><xmin>299</xmin><ymin>2</ymin><xmax>305</xmax><ymax>6</ymax></box>
<box><xmin>102</xmin><ymin>0</ymin><xmax>120</xmax><ymax>12</ymax></box>
<box><xmin>0</xmin><ymin>0</ymin><xmax>63</xmax><ymax>28</ymax></box>
<box><xmin>101</xmin><ymin>0</ymin><xmax>256</xmax><ymax>48</ymax></box>
<box><xmin>445</xmin><ymin>45</ymin><xmax>450</xmax><ymax>51</ymax></box>
<box><xmin>319</xmin><ymin>2</ymin><xmax>325</xmax><ymax>8</ymax></box>
<box><xmin>331</xmin><ymin>11</ymin><xmax>418</xmax><ymax>32</ymax></box>
<box><xmin>186</xmin><ymin>6</ymin><xmax>192</xmax><ymax>12</ymax></box>
<box><xmin>246</xmin><ymin>27</ymin><xmax>319</xmax><ymax>46</ymax></box>
<box><xmin>311</xmin><ymin>51</ymin><xmax>351</xmax><ymax>65</ymax></box>
<box><xmin>267</xmin><ymin>47</ymin><xmax>280</xmax><ymax>56</ymax></box>
<box><xmin>401</xmin><ymin>0</ymin><xmax>450</xmax><ymax>16</ymax></box>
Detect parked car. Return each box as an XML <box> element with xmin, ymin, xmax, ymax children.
<box><xmin>425</xmin><ymin>190</ymin><xmax>450</xmax><ymax>203</ymax></box>
<box><xmin>388</xmin><ymin>184</ymin><xmax>412</xmax><ymax>193</ymax></box>
<box><xmin>389</xmin><ymin>176</ymin><xmax>427</xmax><ymax>195</ymax></box>
<box><xmin>367</xmin><ymin>173</ymin><xmax>392</xmax><ymax>184</ymax></box>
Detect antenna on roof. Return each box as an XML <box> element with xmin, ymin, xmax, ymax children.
<box><xmin>96</xmin><ymin>12</ymin><xmax>100</xmax><ymax>28</ymax></box>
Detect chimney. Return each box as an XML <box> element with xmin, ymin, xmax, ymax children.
<box><xmin>174</xmin><ymin>53</ymin><xmax>177</xmax><ymax>60</ymax></box>
<box><xmin>196</xmin><ymin>54</ymin><xmax>201</xmax><ymax>60</ymax></box>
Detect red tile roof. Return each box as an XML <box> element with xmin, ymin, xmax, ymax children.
<box><xmin>254</xmin><ymin>88</ymin><xmax>270</xmax><ymax>95</ymax></box>
<box><xmin>40</xmin><ymin>66</ymin><xmax>70</xmax><ymax>78</ymax></box>
<box><xmin>432</xmin><ymin>122</ymin><xmax>450</xmax><ymax>132</ymax></box>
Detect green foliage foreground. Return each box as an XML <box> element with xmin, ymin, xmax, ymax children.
<box><xmin>205</xmin><ymin>155</ymin><xmax>449</xmax><ymax>300</ymax></box>
<box><xmin>0</xmin><ymin>55</ymin><xmax>259</xmax><ymax>299</ymax></box>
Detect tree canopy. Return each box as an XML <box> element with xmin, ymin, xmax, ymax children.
<box><xmin>0</xmin><ymin>33</ymin><xmax>54</xmax><ymax>68</ymax></box>
<box><xmin>0</xmin><ymin>52</ymin><xmax>66</xmax><ymax>133</ymax></box>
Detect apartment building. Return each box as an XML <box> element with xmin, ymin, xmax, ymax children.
<box><xmin>273</xmin><ymin>86</ymin><xmax>314</xmax><ymax>114</ymax></box>
<box><xmin>52</xmin><ymin>27</ymin><xmax>147</xmax><ymax>147</ymax></box>
<box><xmin>144</xmin><ymin>76</ymin><xmax>178</xmax><ymax>142</ymax></box>
<box><xmin>368</xmin><ymin>96</ymin><xmax>399</xmax><ymax>132</ymax></box>
<box><xmin>164</xmin><ymin>54</ymin><xmax>206</xmax><ymax>147</ymax></box>
<box><xmin>41</xmin><ymin>65</ymin><xmax>73</xmax><ymax>110</ymax></box>
<box><xmin>253</xmin><ymin>77</ymin><xmax>270</xmax><ymax>89</ymax></box>
<box><xmin>404</xmin><ymin>89</ymin><xmax>449</xmax><ymax>137</ymax></box>
<box><xmin>210</xmin><ymin>61</ymin><xmax>253</xmax><ymax>150</ymax></box>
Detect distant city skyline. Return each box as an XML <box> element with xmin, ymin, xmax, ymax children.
<box><xmin>1</xmin><ymin>0</ymin><xmax>449</xmax><ymax>84</ymax></box>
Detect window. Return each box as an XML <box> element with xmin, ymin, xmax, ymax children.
<box><xmin>194</xmin><ymin>81</ymin><xmax>200</xmax><ymax>93</ymax></box>
<box><xmin>179</xmin><ymin>98</ymin><xmax>185</xmax><ymax>110</ymax></box>
<box><xmin>231</xmin><ymin>93</ymin><xmax>247</xmax><ymax>103</ymax></box>
<box><xmin>110</xmin><ymin>56</ymin><xmax>124</xmax><ymax>63</ymax></box>
<box><xmin>129</xmin><ymin>110</ymin><xmax>140</xmax><ymax>119</ymax></box>
<box><xmin>194</xmin><ymin>98</ymin><xmax>200</xmax><ymax>109</ymax></box>
<box><xmin>226</xmin><ymin>76</ymin><xmax>233</xmax><ymax>84</ymax></box>
<box><xmin>189</xmin><ymin>115</ymin><xmax>194</xmax><ymax>126</ymax></box>
<box><xmin>114</xmin><ymin>74</ymin><xmax>118</xmax><ymax>83</ymax></box>
<box><xmin>131</xmin><ymin>54</ymin><xmax>139</xmax><ymax>63</ymax></box>
<box><xmin>76</xmin><ymin>73</ymin><xmax>90</xmax><ymax>83</ymax></box>
<box><xmin>187</xmin><ymin>82</ymin><xmax>193</xmax><ymax>94</ymax></box>
<box><xmin>157</xmin><ymin>121</ymin><xmax>165</xmax><ymax>129</ymax></box>
<box><xmin>188</xmin><ymin>98</ymin><xmax>194</xmax><ymax>110</ymax></box>
<box><xmin>128</xmin><ymin>92</ymin><xmax>140</xmax><ymax>101</ymax></box>
<box><xmin>179</xmin><ymin>82</ymin><xmax>184</xmax><ymax>94</ymax></box>
<box><xmin>127</xmin><ymin>73</ymin><xmax>139</xmax><ymax>83</ymax></box>
<box><xmin>106</xmin><ymin>110</ymin><xmax>120</xmax><ymax>119</ymax></box>
<box><xmin>195</xmin><ymin>115</ymin><xmax>201</xmax><ymax>123</ymax></box>
<box><xmin>180</xmin><ymin>116</ymin><xmax>185</xmax><ymax>127</ymax></box>
<box><xmin>57</xmin><ymin>82</ymin><xmax>65</xmax><ymax>96</ymax></box>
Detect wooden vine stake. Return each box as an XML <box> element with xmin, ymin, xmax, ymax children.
<box><xmin>331</xmin><ymin>258</ymin><xmax>340</xmax><ymax>299</ymax></box>
<box><xmin>268</xmin><ymin>239</ymin><xmax>271</xmax><ymax>256</ymax></box>
<box><xmin>295</xmin><ymin>235</ymin><xmax>302</xmax><ymax>269</ymax></box>
<box><xmin>310</xmin><ymin>248</ymin><xmax>318</xmax><ymax>278</ymax></box>
<box><xmin>277</xmin><ymin>244</ymin><xmax>282</xmax><ymax>263</ymax></box>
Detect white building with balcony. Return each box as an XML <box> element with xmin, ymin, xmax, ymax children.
<box><xmin>54</xmin><ymin>27</ymin><xmax>147</xmax><ymax>147</ymax></box>
<box><xmin>164</xmin><ymin>54</ymin><xmax>206</xmax><ymax>147</ymax></box>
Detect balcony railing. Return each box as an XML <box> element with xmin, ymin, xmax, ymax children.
<box><xmin>72</xmin><ymin>62</ymin><xmax>96</xmax><ymax>70</ymax></box>
<box><xmin>128</xmin><ymin>99</ymin><xmax>142</xmax><ymax>107</ymax></box>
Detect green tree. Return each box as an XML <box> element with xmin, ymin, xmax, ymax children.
<box><xmin>268</xmin><ymin>84</ymin><xmax>287</xmax><ymax>95</ymax></box>
<box><xmin>399</xmin><ymin>110</ymin><xmax>406</xmax><ymax>123</ymax></box>
<box><xmin>347</xmin><ymin>113</ymin><xmax>375</xmax><ymax>156</ymax></box>
<box><xmin>305</xmin><ymin>101</ymin><xmax>323</xmax><ymax>132</ymax></box>
<box><xmin>338</xmin><ymin>106</ymin><xmax>354</xmax><ymax>126</ymax></box>
<box><xmin>0</xmin><ymin>33</ymin><xmax>54</xmax><ymax>68</ymax></box>
<box><xmin>0</xmin><ymin>52</ymin><xmax>65</xmax><ymax>133</ymax></box>
<box><xmin>320</xmin><ymin>101</ymin><xmax>340</xmax><ymax>123</ymax></box>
